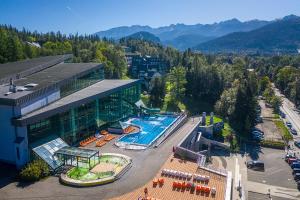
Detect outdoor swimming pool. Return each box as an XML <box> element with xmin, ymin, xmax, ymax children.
<box><xmin>117</xmin><ymin>114</ymin><xmax>179</xmax><ymax>146</ymax></box>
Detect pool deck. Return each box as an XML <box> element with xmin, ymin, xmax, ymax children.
<box><xmin>0</xmin><ymin>117</ymin><xmax>200</xmax><ymax>200</ymax></box>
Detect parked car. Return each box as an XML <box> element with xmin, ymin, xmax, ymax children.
<box><xmin>285</xmin><ymin>154</ymin><xmax>296</xmax><ymax>161</ymax></box>
<box><xmin>255</xmin><ymin>116</ymin><xmax>263</xmax><ymax>123</ymax></box>
<box><xmin>287</xmin><ymin>158</ymin><xmax>298</xmax><ymax>165</ymax></box>
<box><xmin>294</xmin><ymin>141</ymin><xmax>300</xmax><ymax>148</ymax></box>
<box><xmin>246</xmin><ymin>160</ymin><xmax>265</xmax><ymax>171</ymax></box>
<box><xmin>251</xmin><ymin>127</ymin><xmax>264</xmax><ymax>134</ymax></box>
<box><xmin>291</xmin><ymin>128</ymin><xmax>298</xmax><ymax>135</ymax></box>
<box><xmin>286</xmin><ymin>121</ymin><xmax>292</xmax><ymax>128</ymax></box>
<box><xmin>252</xmin><ymin>131</ymin><xmax>264</xmax><ymax>136</ymax></box>
<box><xmin>291</xmin><ymin>162</ymin><xmax>300</xmax><ymax>169</ymax></box>
<box><xmin>253</xmin><ymin>135</ymin><xmax>263</xmax><ymax>141</ymax></box>
<box><xmin>293</xmin><ymin>168</ymin><xmax>300</xmax><ymax>175</ymax></box>
<box><xmin>291</xmin><ymin>161</ymin><xmax>300</xmax><ymax>165</ymax></box>
<box><xmin>295</xmin><ymin>173</ymin><xmax>300</xmax><ymax>181</ymax></box>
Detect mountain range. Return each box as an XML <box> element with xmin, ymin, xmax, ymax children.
<box><xmin>95</xmin><ymin>15</ymin><xmax>300</xmax><ymax>53</ymax></box>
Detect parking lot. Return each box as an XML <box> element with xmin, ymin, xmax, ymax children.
<box><xmin>256</xmin><ymin>100</ymin><xmax>283</xmax><ymax>141</ymax></box>
<box><xmin>248</xmin><ymin>191</ymin><xmax>292</xmax><ymax>200</ymax></box>
<box><xmin>247</xmin><ymin>148</ymin><xmax>297</xmax><ymax>189</ymax></box>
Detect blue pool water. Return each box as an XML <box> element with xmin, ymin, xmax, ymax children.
<box><xmin>118</xmin><ymin>115</ymin><xmax>178</xmax><ymax>146</ymax></box>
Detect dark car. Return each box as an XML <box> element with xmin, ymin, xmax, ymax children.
<box><xmin>291</xmin><ymin>162</ymin><xmax>300</xmax><ymax>169</ymax></box>
<box><xmin>286</xmin><ymin>121</ymin><xmax>292</xmax><ymax>128</ymax></box>
<box><xmin>291</xmin><ymin>128</ymin><xmax>298</xmax><ymax>135</ymax></box>
<box><xmin>293</xmin><ymin>168</ymin><xmax>300</xmax><ymax>175</ymax></box>
<box><xmin>294</xmin><ymin>173</ymin><xmax>300</xmax><ymax>181</ymax></box>
<box><xmin>294</xmin><ymin>141</ymin><xmax>300</xmax><ymax>148</ymax></box>
<box><xmin>247</xmin><ymin>160</ymin><xmax>265</xmax><ymax>171</ymax></box>
<box><xmin>255</xmin><ymin>116</ymin><xmax>263</xmax><ymax>123</ymax></box>
<box><xmin>251</xmin><ymin>127</ymin><xmax>264</xmax><ymax>134</ymax></box>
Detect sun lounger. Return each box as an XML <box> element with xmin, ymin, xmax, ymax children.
<box><xmin>204</xmin><ymin>186</ymin><xmax>211</xmax><ymax>193</ymax></box>
<box><xmin>100</xmin><ymin>130</ymin><xmax>109</xmax><ymax>135</ymax></box>
<box><xmin>79</xmin><ymin>136</ymin><xmax>97</xmax><ymax>147</ymax></box>
<box><xmin>196</xmin><ymin>185</ymin><xmax>201</xmax><ymax>192</ymax></box>
<box><xmin>96</xmin><ymin>140</ymin><xmax>107</xmax><ymax>147</ymax></box>
<box><xmin>172</xmin><ymin>181</ymin><xmax>177</xmax><ymax>188</ymax></box>
<box><xmin>158</xmin><ymin>178</ymin><xmax>164</xmax><ymax>185</ymax></box>
<box><xmin>104</xmin><ymin>134</ymin><xmax>116</xmax><ymax>141</ymax></box>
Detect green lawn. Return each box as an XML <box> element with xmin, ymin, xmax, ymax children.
<box><xmin>274</xmin><ymin>120</ymin><xmax>293</xmax><ymax>141</ymax></box>
<box><xmin>205</xmin><ymin>116</ymin><xmax>223</xmax><ymax>125</ymax></box>
<box><xmin>205</xmin><ymin>116</ymin><xmax>232</xmax><ymax>138</ymax></box>
<box><xmin>67</xmin><ymin>167</ymin><xmax>113</xmax><ymax>181</ymax></box>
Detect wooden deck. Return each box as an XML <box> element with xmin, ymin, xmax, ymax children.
<box><xmin>111</xmin><ymin>156</ymin><xmax>227</xmax><ymax>200</ymax></box>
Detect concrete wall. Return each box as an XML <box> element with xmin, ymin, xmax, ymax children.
<box><xmin>15</xmin><ymin>126</ymin><xmax>29</xmax><ymax>168</ymax></box>
<box><xmin>20</xmin><ymin>90</ymin><xmax>60</xmax><ymax>115</ymax></box>
<box><xmin>0</xmin><ymin>104</ymin><xmax>29</xmax><ymax>168</ymax></box>
<box><xmin>0</xmin><ymin>105</ymin><xmax>18</xmax><ymax>164</ymax></box>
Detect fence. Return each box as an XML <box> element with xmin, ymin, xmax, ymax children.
<box><xmin>154</xmin><ymin>112</ymin><xmax>188</xmax><ymax>147</ymax></box>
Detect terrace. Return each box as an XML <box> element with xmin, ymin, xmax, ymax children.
<box><xmin>111</xmin><ymin>156</ymin><xmax>228</xmax><ymax>200</ymax></box>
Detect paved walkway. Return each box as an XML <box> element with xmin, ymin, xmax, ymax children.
<box><xmin>247</xmin><ymin>181</ymin><xmax>300</xmax><ymax>200</ymax></box>
<box><xmin>0</xmin><ymin>117</ymin><xmax>200</xmax><ymax>200</ymax></box>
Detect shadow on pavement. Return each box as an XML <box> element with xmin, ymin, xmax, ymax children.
<box><xmin>0</xmin><ymin>162</ymin><xmax>17</xmax><ymax>189</ymax></box>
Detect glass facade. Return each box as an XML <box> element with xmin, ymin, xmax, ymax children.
<box><xmin>60</xmin><ymin>68</ymin><xmax>104</xmax><ymax>98</ymax></box>
<box><xmin>27</xmin><ymin>83</ymin><xmax>141</xmax><ymax>146</ymax></box>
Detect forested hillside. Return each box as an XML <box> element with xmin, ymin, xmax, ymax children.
<box><xmin>0</xmin><ymin>25</ymin><xmax>127</xmax><ymax>79</ymax></box>
<box><xmin>194</xmin><ymin>16</ymin><xmax>300</xmax><ymax>54</ymax></box>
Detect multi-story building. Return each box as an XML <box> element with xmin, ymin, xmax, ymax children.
<box><xmin>129</xmin><ymin>55</ymin><xmax>168</xmax><ymax>89</ymax></box>
<box><xmin>0</xmin><ymin>55</ymin><xmax>141</xmax><ymax>168</ymax></box>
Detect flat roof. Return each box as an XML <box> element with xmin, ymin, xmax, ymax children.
<box><xmin>14</xmin><ymin>79</ymin><xmax>140</xmax><ymax>126</ymax></box>
<box><xmin>55</xmin><ymin>146</ymin><xmax>99</xmax><ymax>159</ymax></box>
<box><xmin>0</xmin><ymin>55</ymin><xmax>72</xmax><ymax>83</ymax></box>
<box><xmin>0</xmin><ymin>62</ymin><xmax>103</xmax><ymax>104</ymax></box>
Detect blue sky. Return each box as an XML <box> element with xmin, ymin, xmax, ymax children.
<box><xmin>0</xmin><ymin>0</ymin><xmax>300</xmax><ymax>34</ymax></box>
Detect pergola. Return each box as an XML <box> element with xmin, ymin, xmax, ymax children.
<box><xmin>55</xmin><ymin>146</ymin><xmax>99</xmax><ymax>169</ymax></box>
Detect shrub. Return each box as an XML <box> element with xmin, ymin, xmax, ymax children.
<box><xmin>20</xmin><ymin>159</ymin><xmax>50</xmax><ymax>182</ymax></box>
<box><xmin>274</xmin><ymin>120</ymin><xmax>293</xmax><ymax>141</ymax></box>
<box><xmin>260</xmin><ymin>140</ymin><xmax>285</xmax><ymax>149</ymax></box>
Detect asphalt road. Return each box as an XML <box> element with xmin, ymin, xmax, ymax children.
<box><xmin>273</xmin><ymin>86</ymin><xmax>300</xmax><ymax>156</ymax></box>
<box><xmin>274</xmin><ymin>87</ymin><xmax>300</xmax><ymax>140</ymax></box>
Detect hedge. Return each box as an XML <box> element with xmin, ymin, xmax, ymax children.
<box><xmin>260</xmin><ymin>140</ymin><xmax>286</xmax><ymax>149</ymax></box>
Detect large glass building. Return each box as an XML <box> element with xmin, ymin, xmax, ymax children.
<box><xmin>0</xmin><ymin>55</ymin><xmax>141</xmax><ymax>168</ymax></box>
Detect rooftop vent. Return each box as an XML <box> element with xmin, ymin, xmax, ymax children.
<box><xmin>24</xmin><ymin>83</ymin><xmax>38</xmax><ymax>88</ymax></box>
<box><xmin>16</xmin><ymin>87</ymin><xmax>28</xmax><ymax>92</ymax></box>
<box><xmin>4</xmin><ymin>92</ymin><xmax>13</xmax><ymax>96</ymax></box>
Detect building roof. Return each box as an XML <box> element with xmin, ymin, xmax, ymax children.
<box><xmin>32</xmin><ymin>137</ymin><xmax>69</xmax><ymax>170</ymax></box>
<box><xmin>0</xmin><ymin>55</ymin><xmax>72</xmax><ymax>84</ymax></box>
<box><xmin>14</xmin><ymin>79</ymin><xmax>140</xmax><ymax>126</ymax></box>
<box><xmin>0</xmin><ymin>62</ymin><xmax>103</xmax><ymax>105</ymax></box>
<box><xmin>55</xmin><ymin>146</ymin><xmax>99</xmax><ymax>159</ymax></box>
